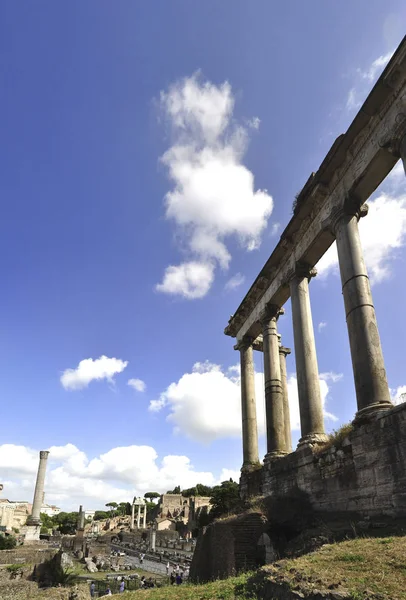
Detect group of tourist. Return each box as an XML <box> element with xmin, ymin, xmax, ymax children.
<box><xmin>90</xmin><ymin>580</ymin><xmax>126</xmax><ymax>596</ymax></box>
<box><xmin>168</xmin><ymin>562</ymin><xmax>189</xmax><ymax>585</ymax></box>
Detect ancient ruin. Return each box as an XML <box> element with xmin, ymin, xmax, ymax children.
<box><xmin>22</xmin><ymin>450</ymin><xmax>49</xmax><ymax>542</ymax></box>
<box><xmin>224</xmin><ymin>37</ymin><xmax>406</xmax><ymax>514</ymax></box>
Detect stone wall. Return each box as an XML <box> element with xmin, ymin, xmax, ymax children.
<box><xmin>190</xmin><ymin>512</ymin><xmax>268</xmax><ymax>582</ymax></box>
<box><xmin>0</xmin><ymin>546</ymin><xmax>57</xmax><ymax>565</ymax></box>
<box><xmin>243</xmin><ymin>403</ymin><xmax>406</xmax><ymax>518</ymax></box>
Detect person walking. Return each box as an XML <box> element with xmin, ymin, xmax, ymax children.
<box><xmin>90</xmin><ymin>581</ymin><xmax>96</xmax><ymax>597</ymax></box>
<box><xmin>119</xmin><ymin>580</ymin><xmax>125</xmax><ymax>593</ymax></box>
<box><xmin>166</xmin><ymin>561</ymin><xmax>170</xmax><ymax>575</ymax></box>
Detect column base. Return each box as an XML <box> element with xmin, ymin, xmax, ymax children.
<box><xmin>263</xmin><ymin>451</ymin><xmax>288</xmax><ymax>465</ymax></box>
<box><xmin>353</xmin><ymin>401</ymin><xmax>393</xmax><ymax>424</ymax></box>
<box><xmin>22</xmin><ymin>524</ymin><xmax>41</xmax><ymax>543</ymax></box>
<box><xmin>297</xmin><ymin>433</ymin><xmax>329</xmax><ymax>448</ymax></box>
<box><xmin>241</xmin><ymin>461</ymin><xmax>261</xmax><ymax>473</ymax></box>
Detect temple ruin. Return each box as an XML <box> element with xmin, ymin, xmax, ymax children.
<box><xmin>225</xmin><ymin>36</ymin><xmax>406</xmax><ymax>514</ymax></box>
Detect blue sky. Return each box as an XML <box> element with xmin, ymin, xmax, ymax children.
<box><xmin>1</xmin><ymin>1</ymin><xmax>406</xmax><ymax>510</ymax></box>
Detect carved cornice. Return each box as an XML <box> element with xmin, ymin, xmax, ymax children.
<box><xmin>378</xmin><ymin>110</ymin><xmax>406</xmax><ymax>157</ymax></box>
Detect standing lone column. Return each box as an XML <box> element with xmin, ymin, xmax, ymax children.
<box><xmin>278</xmin><ymin>339</ymin><xmax>292</xmax><ymax>453</ymax></box>
<box><xmin>290</xmin><ymin>264</ymin><xmax>327</xmax><ymax>445</ymax></box>
<box><xmin>261</xmin><ymin>305</ymin><xmax>287</xmax><ymax>458</ymax></box>
<box><xmin>235</xmin><ymin>338</ymin><xmax>259</xmax><ymax>469</ymax></box>
<box><xmin>143</xmin><ymin>504</ymin><xmax>147</xmax><ymax>529</ymax></box>
<box><xmin>27</xmin><ymin>450</ymin><xmax>49</xmax><ymax>526</ymax></box>
<box><xmin>333</xmin><ymin>202</ymin><xmax>392</xmax><ymax>419</ymax></box>
<box><xmin>131</xmin><ymin>502</ymin><xmax>135</xmax><ymax>529</ymax></box>
<box><xmin>137</xmin><ymin>504</ymin><xmax>141</xmax><ymax>529</ymax></box>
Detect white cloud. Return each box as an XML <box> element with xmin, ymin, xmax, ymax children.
<box><xmin>391</xmin><ymin>385</ymin><xmax>406</xmax><ymax>405</ymax></box>
<box><xmin>150</xmin><ymin>361</ymin><xmax>339</xmax><ymax>443</ymax></box>
<box><xmin>318</xmin><ymin>321</ymin><xmax>327</xmax><ymax>332</ymax></box>
<box><xmin>60</xmin><ymin>356</ymin><xmax>128</xmax><ymax>391</ymax></box>
<box><xmin>224</xmin><ymin>272</ymin><xmax>245</xmax><ymax>291</ymax></box>
<box><xmin>317</xmin><ymin>171</ymin><xmax>406</xmax><ymax>285</ymax></box>
<box><xmin>0</xmin><ymin>443</ymin><xmax>236</xmax><ymax>512</ymax></box>
<box><xmin>248</xmin><ymin>116</ymin><xmax>261</xmax><ymax>130</ymax></box>
<box><xmin>270</xmin><ymin>222</ymin><xmax>281</xmax><ymax>236</ymax></box>
<box><xmin>156</xmin><ymin>73</ymin><xmax>273</xmax><ymax>298</ymax></box>
<box><xmin>360</xmin><ymin>51</ymin><xmax>394</xmax><ymax>82</ymax></box>
<box><xmin>156</xmin><ymin>261</ymin><xmax>214</xmax><ymax>300</ymax></box>
<box><xmin>319</xmin><ymin>371</ymin><xmax>344</xmax><ymax>383</ymax></box>
<box><xmin>128</xmin><ymin>378</ymin><xmax>146</xmax><ymax>393</ymax></box>
<box><xmin>346</xmin><ymin>50</ymin><xmax>394</xmax><ymax>112</ymax></box>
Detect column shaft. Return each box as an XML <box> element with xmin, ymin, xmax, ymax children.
<box><xmin>27</xmin><ymin>451</ymin><xmax>49</xmax><ymax>525</ymax></box>
<box><xmin>334</xmin><ymin>206</ymin><xmax>392</xmax><ymax>417</ymax></box>
<box><xmin>143</xmin><ymin>505</ymin><xmax>146</xmax><ymax>528</ymax></box>
<box><xmin>279</xmin><ymin>345</ymin><xmax>292</xmax><ymax>453</ymax></box>
<box><xmin>131</xmin><ymin>503</ymin><xmax>135</xmax><ymax>529</ymax></box>
<box><xmin>290</xmin><ymin>266</ymin><xmax>326</xmax><ymax>443</ymax></box>
<box><xmin>261</xmin><ymin>307</ymin><xmax>287</xmax><ymax>456</ymax></box>
<box><xmin>137</xmin><ymin>505</ymin><xmax>141</xmax><ymax>529</ymax></box>
<box><xmin>238</xmin><ymin>341</ymin><xmax>259</xmax><ymax>468</ymax></box>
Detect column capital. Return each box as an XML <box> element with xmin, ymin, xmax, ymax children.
<box><xmin>234</xmin><ymin>335</ymin><xmax>254</xmax><ymax>351</ymax></box>
<box><xmin>259</xmin><ymin>304</ymin><xmax>284</xmax><ymax>325</ymax></box>
<box><xmin>279</xmin><ymin>345</ymin><xmax>291</xmax><ymax>357</ymax></box>
<box><xmin>327</xmin><ymin>201</ymin><xmax>368</xmax><ymax>235</ymax></box>
<box><xmin>39</xmin><ymin>451</ymin><xmax>50</xmax><ymax>460</ymax></box>
<box><xmin>295</xmin><ymin>261</ymin><xmax>317</xmax><ymax>280</ymax></box>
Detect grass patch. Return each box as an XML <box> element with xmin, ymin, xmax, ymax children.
<box><xmin>314</xmin><ymin>422</ymin><xmax>353</xmax><ymax>454</ymax></box>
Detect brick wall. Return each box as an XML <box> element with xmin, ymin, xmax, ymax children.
<box><xmin>190</xmin><ymin>512</ymin><xmax>267</xmax><ymax>582</ymax></box>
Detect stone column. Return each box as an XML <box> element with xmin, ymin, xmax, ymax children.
<box><xmin>137</xmin><ymin>504</ymin><xmax>141</xmax><ymax>529</ymax></box>
<box><xmin>235</xmin><ymin>338</ymin><xmax>259</xmax><ymax>468</ymax></box>
<box><xmin>27</xmin><ymin>450</ymin><xmax>49</xmax><ymax>526</ymax></box>
<box><xmin>278</xmin><ymin>339</ymin><xmax>292</xmax><ymax>453</ymax></box>
<box><xmin>150</xmin><ymin>526</ymin><xmax>156</xmax><ymax>551</ymax></box>
<box><xmin>131</xmin><ymin>502</ymin><xmax>135</xmax><ymax>529</ymax></box>
<box><xmin>333</xmin><ymin>203</ymin><xmax>392</xmax><ymax>419</ymax></box>
<box><xmin>77</xmin><ymin>505</ymin><xmax>85</xmax><ymax>530</ymax></box>
<box><xmin>289</xmin><ymin>264</ymin><xmax>327</xmax><ymax>444</ymax></box>
<box><xmin>401</xmin><ymin>133</ymin><xmax>406</xmax><ymax>175</ymax></box>
<box><xmin>143</xmin><ymin>504</ymin><xmax>147</xmax><ymax>529</ymax></box>
<box><xmin>260</xmin><ymin>305</ymin><xmax>287</xmax><ymax>459</ymax></box>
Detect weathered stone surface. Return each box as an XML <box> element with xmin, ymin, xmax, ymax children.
<box><xmin>84</xmin><ymin>558</ymin><xmax>98</xmax><ymax>573</ymax></box>
<box><xmin>242</xmin><ymin>403</ymin><xmax>406</xmax><ymax>519</ymax></box>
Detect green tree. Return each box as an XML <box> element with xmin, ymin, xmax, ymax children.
<box><xmin>118</xmin><ymin>502</ymin><xmax>128</xmax><ymax>516</ymax></box>
<box><xmin>94</xmin><ymin>510</ymin><xmax>109</xmax><ymax>521</ymax></box>
<box><xmin>144</xmin><ymin>492</ymin><xmax>160</xmax><ymax>501</ymax></box>
<box><xmin>209</xmin><ymin>479</ymin><xmax>241</xmax><ymax>520</ymax></box>
<box><xmin>0</xmin><ymin>536</ymin><xmax>16</xmax><ymax>550</ymax></box>
<box><xmin>40</xmin><ymin>512</ymin><xmax>55</xmax><ymax>531</ymax></box>
<box><xmin>52</xmin><ymin>512</ymin><xmax>79</xmax><ymax>534</ymax></box>
<box><xmin>166</xmin><ymin>485</ymin><xmax>181</xmax><ymax>494</ymax></box>
<box><xmin>105</xmin><ymin>502</ymin><xmax>118</xmax><ymax>517</ymax></box>
<box><xmin>182</xmin><ymin>484</ymin><xmax>213</xmax><ymax>497</ymax></box>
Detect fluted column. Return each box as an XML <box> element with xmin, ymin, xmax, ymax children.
<box><xmin>333</xmin><ymin>202</ymin><xmax>392</xmax><ymax>419</ymax></box>
<box><xmin>137</xmin><ymin>504</ymin><xmax>141</xmax><ymax>529</ymax></box>
<box><xmin>278</xmin><ymin>339</ymin><xmax>292</xmax><ymax>453</ymax></box>
<box><xmin>261</xmin><ymin>305</ymin><xmax>287</xmax><ymax>458</ymax></box>
<box><xmin>143</xmin><ymin>504</ymin><xmax>147</xmax><ymax>528</ymax></box>
<box><xmin>235</xmin><ymin>338</ymin><xmax>259</xmax><ymax>468</ymax></box>
<box><xmin>27</xmin><ymin>450</ymin><xmax>49</xmax><ymax>525</ymax></box>
<box><xmin>290</xmin><ymin>264</ymin><xmax>327</xmax><ymax>445</ymax></box>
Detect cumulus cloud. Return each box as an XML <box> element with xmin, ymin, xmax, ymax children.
<box><xmin>128</xmin><ymin>378</ymin><xmax>146</xmax><ymax>393</ymax></box>
<box><xmin>224</xmin><ymin>272</ymin><xmax>245</xmax><ymax>292</ymax></box>
<box><xmin>156</xmin><ymin>73</ymin><xmax>273</xmax><ymax>299</ymax></box>
<box><xmin>150</xmin><ymin>361</ymin><xmax>339</xmax><ymax>443</ymax></box>
<box><xmin>391</xmin><ymin>385</ymin><xmax>406</xmax><ymax>405</ymax></box>
<box><xmin>318</xmin><ymin>321</ymin><xmax>327</xmax><ymax>332</ymax></box>
<box><xmin>60</xmin><ymin>356</ymin><xmax>128</xmax><ymax>390</ymax></box>
<box><xmin>0</xmin><ymin>443</ymin><xmax>236</xmax><ymax>511</ymax></box>
<box><xmin>317</xmin><ymin>166</ymin><xmax>406</xmax><ymax>284</ymax></box>
<box><xmin>156</xmin><ymin>261</ymin><xmax>214</xmax><ymax>299</ymax></box>
<box><xmin>346</xmin><ymin>50</ymin><xmax>394</xmax><ymax>112</ymax></box>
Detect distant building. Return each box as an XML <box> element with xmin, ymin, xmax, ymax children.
<box><xmin>41</xmin><ymin>503</ymin><xmax>61</xmax><ymax>517</ymax></box>
<box><xmin>0</xmin><ymin>499</ymin><xmax>31</xmax><ymax>531</ymax></box>
<box><xmin>153</xmin><ymin>494</ymin><xmax>211</xmax><ymax>532</ymax></box>
<box><xmin>85</xmin><ymin>510</ymin><xmax>96</xmax><ymax>520</ymax></box>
